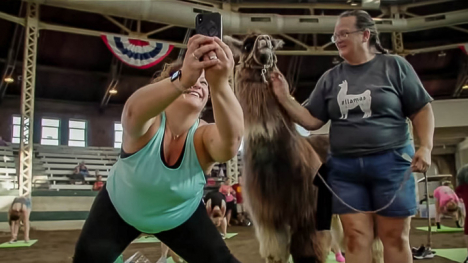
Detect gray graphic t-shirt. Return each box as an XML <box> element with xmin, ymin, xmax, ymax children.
<box><xmin>304</xmin><ymin>54</ymin><xmax>433</xmax><ymax>157</ymax></box>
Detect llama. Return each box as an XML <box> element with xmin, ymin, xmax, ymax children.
<box><xmin>224</xmin><ymin>32</ymin><xmax>331</xmax><ymax>263</ymax></box>
<box><xmin>337</xmin><ymin>80</ymin><xmax>372</xmax><ymax>119</ymax></box>
<box><xmin>224</xmin><ymin>32</ymin><xmax>383</xmax><ymax>263</ymax></box>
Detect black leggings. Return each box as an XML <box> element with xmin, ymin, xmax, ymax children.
<box><xmin>73</xmin><ymin>185</ymin><xmax>241</xmax><ymax>263</ymax></box>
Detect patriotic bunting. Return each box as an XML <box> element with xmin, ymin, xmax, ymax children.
<box><xmin>101</xmin><ymin>34</ymin><xmax>174</xmax><ymax>69</ymax></box>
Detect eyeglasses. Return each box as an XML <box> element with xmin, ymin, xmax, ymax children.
<box><xmin>331</xmin><ymin>30</ymin><xmax>364</xmax><ymax>43</ymax></box>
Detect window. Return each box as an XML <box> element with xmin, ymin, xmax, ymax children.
<box><xmin>12</xmin><ymin>116</ymin><xmax>21</xmax><ymax>144</ymax></box>
<box><xmin>114</xmin><ymin>122</ymin><xmax>123</xmax><ymax>148</ymax></box>
<box><xmin>69</xmin><ymin>120</ymin><xmax>86</xmax><ymax>147</ymax></box>
<box><xmin>41</xmin><ymin>118</ymin><xmax>60</xmax><ymax>146</ymax></box>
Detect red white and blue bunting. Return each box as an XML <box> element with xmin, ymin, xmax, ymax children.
<box><xmin>460</xmin><ymin>44</ymin><xmax>468</xmax><ymax>55</ymax></box>
<box><xmin>101</xmin><ymin>34</ymin><xmax>174</xmax><ymax>69</ymax></box>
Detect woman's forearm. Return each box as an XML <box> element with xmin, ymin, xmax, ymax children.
<box><xmin>410</xmin><ymin>103</ymin><xmax>434</xmax><ymax>150</ymax></box>
<box><xmin>122</xmin><ymin>78</ymin><xmax>184</xmax><ymax>138</ymax></box>
<box><xmin>210</xmin><ymin>81</ymin><xmax>244</xmax><ymax>153</ymax></box>
<box><xmin>279</xmin><ymin>96</ymin><xmax>324</xmax><ymax>131</ymax></box>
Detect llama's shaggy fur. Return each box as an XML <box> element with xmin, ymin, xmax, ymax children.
<box><xmin>225</xmin><ymin>32</ymin><xmax>330</xmax><ymax>263</ymax></box>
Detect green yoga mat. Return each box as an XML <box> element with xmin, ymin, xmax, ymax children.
<box><xmin>223</xmin><ymin>233</ymin><xmax>238</xmax><ymax>239</ymax></box>
<box><xmin>131</xmin><ymin>235</ymin><xmax>161</xmax><ymax>244</ymax></box>
<box><xmin>0</xmin><ymin>239</ymin><xmax>38</xmax><ymax>248</ymax></box>
<box><xmin>167</xmin><ymin>257</ymin><xmax>183</xmax><ymax>263</ymax></box>
<box><xmin>433</xmin><ymin>248</ymin><xmax>467</xmax><ymax>262</ymax></box>
<box><xmin>288</xmin><ymin>252</ymin><xmax>336</xmax><ymax>263</ymax></box>
<box><xmin>416</xmin><ymin>225</ymin><xmax>464</xmax><ymax>233</ymax></box>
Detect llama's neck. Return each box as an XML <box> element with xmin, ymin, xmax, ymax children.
<box><xmin>235</xmin><ymin>69</ymin><xmax>294</xmax><ymax>140</ymax></box>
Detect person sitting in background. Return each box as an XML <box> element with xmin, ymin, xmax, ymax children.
<box><xmin>434</xmin><ymin>183</ymin><xmax>462</xmax><ymax>229</ymax></box>
<box><xmin>455</xmin><ymin>164</ymin><xmax>468</xmax><ymax>263</ymax></box>
<box><xmin>93</xmin><ymin>175</ymin><xmax>104</xmax><ymax>191</ymax></box>
<box><xmin>0</xmin><ymin>136</ymin><xmax>8</xmax><ymax>146</ymax></box>
<box><xmin>76</xmin><ymin>161</ymin><xmax>89</xmax><ymax>177</ymax></box>
<box><xmin>8</xmin><ymin>196</ymin><xmax>31</xmax><ymax>243</ymax></box>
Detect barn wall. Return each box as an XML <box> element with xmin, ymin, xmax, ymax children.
<box><xmin>0</xmin><ymin>97</ymin><xmax>123</xmax><ymax>147</ymax></box>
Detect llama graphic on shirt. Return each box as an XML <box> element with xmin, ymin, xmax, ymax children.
<box><xmin>337</xmin><ymin>80</ymin><xmax>372</xmax><ymax>119</ymax></box>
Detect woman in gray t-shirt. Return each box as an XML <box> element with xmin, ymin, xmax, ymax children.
<box><xmin>272</xmin><ymin>10</ymin><xmax>434</xmax><ymax>263</ymax></box>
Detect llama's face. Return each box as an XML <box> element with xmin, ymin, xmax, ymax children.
<box><xmin>224</xmin><ymin>33</ymin><xmax>284</xmax><ymax>69</ymax></box>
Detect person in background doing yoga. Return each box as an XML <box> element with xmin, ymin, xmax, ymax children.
<box><xmin>434</xmin><ymin>182</ymin><xmax>462</xmax><ymax>229</ymax></box>
<box><xmin>8</xmin><ymin>196</ymin><xmax>31</xmax><ymax>243</ymax></box>
<box><xmin>456</xmin><ymin>164</ymin><xmax>468</xmax><ymax>263</ymax></box>
<box><xmin>205</xmin><ymin>191</ymin><xmax>228</xmax><ymax>238</ymax></box>
<box><xmin>73</xmin><ymin>34</ymin><xmax>244</xmax><ymax>263</ymax></box>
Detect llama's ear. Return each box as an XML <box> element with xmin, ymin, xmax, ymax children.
<box><xmin>223</xmin><ymin>35</ymin><xmax>243</xmax><ymax>62</ymax></box>
<box><xmin>272</xmin><ymin>38</ymin><xmax>285</xmax><ymax>50</ymax></box>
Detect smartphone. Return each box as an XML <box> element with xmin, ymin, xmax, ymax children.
<box><xmin>195</xmin><ymin>12</ymin><xmax>223</xmax><ymax>40</ymax></box>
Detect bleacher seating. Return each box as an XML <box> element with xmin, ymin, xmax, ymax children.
<box><xmin>1</xmin><ymin>144</ymin><xmax>119</xmax><ymax>191</ymax></box>
<box><xmin>2</xmin><ymin>143</ymin><xmax>235</xmax><ymax>192</ymax></box>
<box><xmin>34</xmin><ymin>145</ymin><xmax>119</xmax><ymax>190</ymax></box>
<box><xmin>0</xmin><ymin>145</ymin><xmax>17</xmax><ymax>190</ymax></box>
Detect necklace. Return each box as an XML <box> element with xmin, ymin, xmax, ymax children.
<box><xmin>166</xmin><ymin>122</ymin><xmax>185</xmax><ymax>141</ymax></box>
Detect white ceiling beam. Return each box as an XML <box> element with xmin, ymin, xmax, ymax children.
<box><xmin>29</xmin><ymin>0</ymin><xmax>468</xmax><ymax>34</ymax></box>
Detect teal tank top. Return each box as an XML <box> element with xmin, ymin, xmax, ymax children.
<box><xmin>106</xmin><ymin>112</ymin><xmax>206</xmax><ymax>234</ymax></box>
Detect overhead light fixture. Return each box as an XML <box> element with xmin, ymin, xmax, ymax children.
<box><xmin>462</xmin><ymin>84</ymin><xmax>468</xmax><ymax>90</ymax></box>
<box><xmin>4</xmin><ymin>76</ymin><xmax>14</xmax><ymax>83</ymax></box>
<box><xmin>350</xmin><ymin>1</ymin><xmax>359</xmax><ymax>6</ymax></box>
<box><xmin>109</xmin><ymin>87</ymin><xmax>118</xmax><ymax>95</ymax></box>
<box><xmin>438</xmin><ymin>51</ymin><xmax>446</xmax><ymax>57</ymax></box>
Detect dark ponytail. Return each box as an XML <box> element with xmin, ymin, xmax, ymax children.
<box><xmin>339</xmin><ymin>10</ymin><xmax>388</xmax><ymax>54</ymax></box>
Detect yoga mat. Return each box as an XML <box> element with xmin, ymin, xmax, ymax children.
<box><xmin>433</xmin><ymin>248</ymin><xmax>467</xmax><ymax>262</ymax></box>
<box><xmin>0</xmin><ymin>239</ymin><xmax>38</xmax><ymax>248</ymax></box>
<box><xmin>113</xmin><ymin>255</ymin><xmax>124</xmax><ymax>263</ymax></box>
<box><xmin>224</xmin><ymin>233</ymin><xmax>238</xmax><ymax>239</ymax></box>
<box><xmin>131</xmin><ymin>235</ymin><xmax>161</xmax><ymax>244</ymax></box>
<box><xmin>288</xmin><ymin>252</ymin><xmax>336</xmax><ymax>263</ymax></box>
<box><xmin>416</xmin><ymin>225</ymin><xmax>464</xmax><ymax>233</ymax></box>
<box><xmin>167</xmin><ymin>257</ymin><xmax>184</xmax><ymax>263</ymax></box>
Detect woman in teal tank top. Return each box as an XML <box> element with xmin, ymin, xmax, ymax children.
<box><xmin>74</xmin><ymin>35</ymin><xmax>244</xmax><ymax>263</ymax></box>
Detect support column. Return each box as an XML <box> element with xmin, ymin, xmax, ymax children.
<box><xmin>19</xmin><ymin>2</ymin><xmax>39</xmax><ymax>197</ymax></box>
<box><xmin>392</xmin><ymin>32</ymin><xmax>404</xmax><ymax>55</ymax></box>
<box><xmin>226</xmin><ymin>155</ymin><xmax>239</xmax><ymax>185</ymax></box>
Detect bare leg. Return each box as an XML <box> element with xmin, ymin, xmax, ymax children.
<box><xmin>221</xmin><ymin>217</ymin><xmax>228</xmax><ymax>237</ymax></box>
<box><xmin>169</xmin><ymin>249</ymin><xmax>182</xmax><ymax>263</ymax></box>
<box><xmin>10</xmin><ymin>221</ymin><xmax>18</xmax><ymax>242</ymax></box>
<box><xmin>156</xmin><ymin>243</ymin><xmax>170</xmax><ymax>263</ymax></box>
<box><xmin>340</xmin><ymin>213</ymin><xmax>375</xmax><ymax>263</ymax></box>
<box><xmin>226</xmin><ymin>210</ymin><xmax>232</xmax><ymax>226</ymax></box>
<box><xmin>376</xmin><ymin>215</ymin><xmax>412</xmax><ymax>263</ymax></box>
<box><xmin>434</xmin><ymin>198</ymin><xmax>442</xmax><ymax>228</ymax></box>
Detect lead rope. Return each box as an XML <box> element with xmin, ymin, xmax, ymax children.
<box><xmin>315</xmin><ymin>153</ymin><xmax>414</xmax><ymax>214</ymax></box>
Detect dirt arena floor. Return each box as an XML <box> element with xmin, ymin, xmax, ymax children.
<box><xmin>0</xmin><ymin>219</ymin><xmax>464</xmax><ymax>263</ymax></box>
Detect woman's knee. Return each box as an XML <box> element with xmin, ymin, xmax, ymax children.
<box><xmin>340</xmin><ymin>214</ymin><xmax>374</xmax><ymax>253</ymax></box>
<box><xmin>345</xmin><ymin>228</ymin><xmax>374</xmax><ymax>252</ymax></box>
<box><xmin>377</xmin><ymin>217</ymin><xmax>410</xmax><ymax>250</ymax></box>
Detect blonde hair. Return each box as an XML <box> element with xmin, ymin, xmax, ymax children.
<box><xmin>151</xmin><ymin>60</ymin><xmax>184</xmax><ymax>84</ymax></box>
<box><xmin>446</xmin><ymin>201</ymin><xmax>459</xmax><ymax>213</ymax></box>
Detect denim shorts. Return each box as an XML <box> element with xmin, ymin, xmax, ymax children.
<box><xmin>326</xmin><ymin>143</ymin><xmax>417</xmax><ymax>217</ymax></box>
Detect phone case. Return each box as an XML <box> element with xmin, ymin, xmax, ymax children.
<box><xmin>195</xmin><ymin>13</ymin><xmax>223</xmax><ymax>39</ymax></box>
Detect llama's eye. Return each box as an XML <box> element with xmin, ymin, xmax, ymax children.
<box><xmin>244</xmin><ymin>43</ymin><xmax>253</xmax><ymax>52</ymax></box>
<box><xmin>243</xmin><ymin>38</ymin><xmax>255</xmax><ymax>52</ymax></box>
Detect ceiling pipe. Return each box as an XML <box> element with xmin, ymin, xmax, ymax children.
<box><xmin>29</xmin><ymin>0</ymin><xmax>468</xmax><ymax>34</ymax></box>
